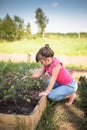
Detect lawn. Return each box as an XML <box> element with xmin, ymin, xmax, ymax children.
<box><xmin>0</xmin><ymin>38</ymin><xmax>87</xmax><ymax>56</ymax></box>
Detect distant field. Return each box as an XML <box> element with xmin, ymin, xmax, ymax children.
<box><xmin>0</xmin><ymin>38</ymin><xmax>87</xmax><ymax>56</ymax></box>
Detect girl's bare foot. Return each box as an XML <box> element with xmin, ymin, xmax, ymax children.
<box><xmin>65</xmin><ymin>93</ymin><xmax>77</xmax><ymax>106</ymax></box>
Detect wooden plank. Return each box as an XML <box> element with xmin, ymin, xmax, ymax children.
<box><xmin>0</xmin><ymin>96</ymin><xmax>47</xmax><ymax>130</ymax></box>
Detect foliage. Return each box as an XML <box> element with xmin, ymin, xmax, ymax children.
<box><xmin>0</xmin><ymin>14</ymin><xmax>16</xmax><ymax>41</ymax></box>
<box><xmin>0</xmin><ymin>12</ymin><xmax>87</xmax><ymax>41</ymax></box>
<box><xmin>35</xmin><ymin>8</ymin><xmax>49</xmax><ymax>38</ymax></box>
<box><xmin>0</xmin><ymin>61</ymin><xmax>43</xmax><ymax>107</ymax></box>
<box><xmin>80</xmin><ymin>32</ymin><xmax>87</xmax><ymax>38</ymax></box>
<box><xmin>45</xmin><ymin>32</ymin><xmax>87</xmax><ymax>39</ymax></box>
<box><xmin>78</xmin><ymin>76</ymin><xmax>87</xmax><ymax>129</ymax></box>
<box><xmin>66</xmin><ymin>64</ymin><xmax>87</xmax><ymax>70</ymax></box>
<box><xmin>78</xmin><ymin>76</ymin><xmax>87</xmax><ymax>107</ymax></box>
<box><xmin>0</xmin><ymin>14</ymin><xmax>31</xmax><ymax>41</ymax></box>
<box><xmin>24</xmin><ymin>22</ymin><xmax>31</xmax><ymax>39</ymax></box>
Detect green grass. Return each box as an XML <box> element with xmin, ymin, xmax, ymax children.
<box><xmin>66</xmin><ymin>64</ymin><xmax>87</xmax><ymax>70</ymax></box>
<box><xmin>0</xmin><ymin>38</ymin><xmax>87</xmax><ymax>56</ymax></box>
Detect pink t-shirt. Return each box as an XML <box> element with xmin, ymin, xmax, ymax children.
<box><xmin>44</xmin><ymin>57</ymin><xmax>73</xmax><ymax>85</ymax></box>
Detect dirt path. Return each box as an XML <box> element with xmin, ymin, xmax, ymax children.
<box><xmin>0</xmin><ymin>53</ymin><xmax>87</xmax><ymax>66</ymax></box>
<box><xmin>0</xmin><ymin>53</ymin><xmax>87</xmax><ymax>78</ymax></box>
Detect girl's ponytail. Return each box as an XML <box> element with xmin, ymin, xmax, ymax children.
<box><xmin>45</xmin><ymin>44</ymin><xmax>49</xmax><ymax>48</ymax></box>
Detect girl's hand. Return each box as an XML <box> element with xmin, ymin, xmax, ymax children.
<box><xmin>39</xmin><ymin>91</ymin><xmax>48</xmax><ymax>97</ymax></box>
<box><xmin>32</xmin><ymin>73</ymin><xmax>39</xmax><ymax>78</ymax></box>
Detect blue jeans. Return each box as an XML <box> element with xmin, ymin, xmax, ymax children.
<box><xmin>46</xmin><ymin>79</ymin><xmax>78</xmax><ymax>101</ymax></box>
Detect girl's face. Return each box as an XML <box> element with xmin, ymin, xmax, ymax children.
<box><xmin>40</xmin><ymin>57</ymin><xmax>53</xmax><ymax>66</ymax></box>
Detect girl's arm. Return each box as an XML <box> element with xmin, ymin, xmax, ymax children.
<box><xmin>32</xmin><ymin>67</ymin><xmax>45</xmax><ymax>78</ymax></box>
<box><xmin>39</xmin><ymin>64</ymin><xmax>62</xmax><ymax>96</ymax></box>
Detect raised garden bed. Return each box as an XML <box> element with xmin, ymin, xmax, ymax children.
<box><xmin>0</xmin><ymin>78</ymin><xmax>47</xmax><ymax>130</ymax></box>
<box><xmin>0</xmin><ymin>62</ymin><xmax>48</xmax><ymax>130</ymax></box>
<box><xmin>0</xmin><ymin>96</ymin><xmax>47</xmax><ymax>130</ymax></box>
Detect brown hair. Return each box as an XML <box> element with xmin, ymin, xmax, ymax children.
<box><xmin>36</xmin><ymin>44</ymin><xmax>54</xmax><ymax>62</ymax></box>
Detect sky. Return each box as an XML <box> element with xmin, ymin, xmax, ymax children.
<box><xmin>0</xmin><ymin>0</ymin><xmax>87</xmax><ymax>34</ymax></box>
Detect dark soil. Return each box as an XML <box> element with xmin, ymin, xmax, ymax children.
<box><xmin>0</xmin><ymin>87</ymin><xmax>45</xmax><ymax>115</ymax></box>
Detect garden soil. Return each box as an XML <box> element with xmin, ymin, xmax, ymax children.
<box><xmin>0</xmin><ymin>87</ymin><xmax>45</xmax><ymax>115</ymax></box>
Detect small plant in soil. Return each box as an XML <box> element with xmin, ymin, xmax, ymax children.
<box><xmin>0</xmin><ymin>62</ymin><xmax>44</xmax><ymax>115</ymax></box>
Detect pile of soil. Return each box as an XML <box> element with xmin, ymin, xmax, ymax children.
<box><xmin>0</xmin><ymin>87</ymin><xmax>45</xmax><ymax>115</ymax></box>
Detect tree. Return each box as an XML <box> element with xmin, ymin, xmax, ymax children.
<box><xmin>0</xmin><ymin>14</ymin><xmax>32</xmax><ymax>41</ymax></box>
<box><xmin>35</xmin><ymin>8</ymin><xmax>49</xmax><ymax>38</ymax></box>
<box><xmin>0</xmin><ymin>18</ymin><xmax>3</xmax><ymax>39</ymax></box>
<box><xmin>14</xmin><ymin>15</ymin><xmax>24</xmax><ymax>40</ymax></box>
<box><xmin>24</xmin><ymin>22</ymin><xmax>31</xmax><ymax>39</ymax></box>
<box><xmin>26</xmin><ymin>23</ymin><xmax>31</xmax><ymax>34</ymax></box>
<box><xmin>0</xmin><ymin>14</ymin><xmax>24</xmax><ymax>41</ymax></box>
<box><xmin>0</xmin><ymin>14</ymin><xmax>15</xmax><ymax>41</ymax></box>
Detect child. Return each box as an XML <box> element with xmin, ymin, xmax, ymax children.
<box><xmin>32</xmin><ymin>44</ymin><xmax>78</xmax><ymax>106</ymax></box>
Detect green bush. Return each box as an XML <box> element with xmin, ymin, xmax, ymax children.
<box><xmin>78</xmin><ymin>76</ymin><xmax>87</xmax><ymax>107</ymax></box>
<box><xmin>0</xmin><ymin>61</ymin><xmax>43</xmax><ymax>106</ymax></box>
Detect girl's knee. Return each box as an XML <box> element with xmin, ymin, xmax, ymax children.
<box><xmin>48</xmin><ymin>92</ymin><xmax>56</xmax><ymax>101</ymax></box>
<box><xmin>48</xmin><ymin>94</ymin><xmax>55</xmax><ymax>101</ymax></box>
<box><xmin>48</xmin><ymin>93</ymin><xmax>64</xmax><ymax>101</ymax></box>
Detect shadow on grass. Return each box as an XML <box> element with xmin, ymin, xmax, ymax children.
<box><xmin>63</xmin><ymin>101</ymin><xmax>86</xmax><ymax>130</ymax></box>
<box><xmin>36</xmin><ymin>100</ymin><xmax>87</xmax><ymax>130</ymax></box>
<box><xmin>36</xmin><ymin>95</ymin><xmax>87</xmax><ymax>130</ymax></box>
